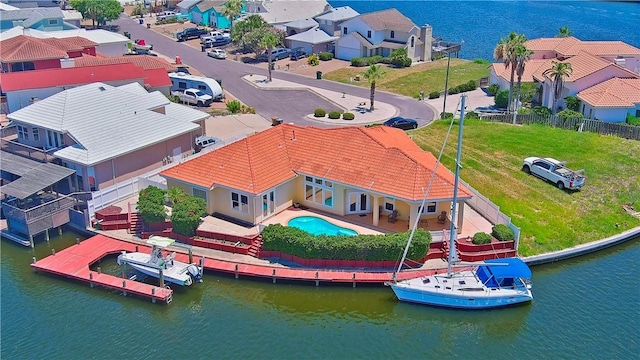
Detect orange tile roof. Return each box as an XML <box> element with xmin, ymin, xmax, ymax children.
<box><xmin>0</xmin><ymin>35</ymin><xmax>69</xmax><ymax>62</ymax></box>
<box><xmin>74</xmin><ymin>55</ymin><xmax>177</xmax><ymax>72</ymax></box>
<box><xmin>577</xmin><ymin>78</ymin><xmax>640</xmax><ymax>107</ymax></box>
<box><xmin>491</xmin><ymin>59</ymin><xmax>552</xmax><ymax>83</ymax></box>
<box><xmin>161</xmin><ymin>124</ymin><xmax>472</xmax><ymax>202</ymax></box>
<box><xmin>531</xmin><ymin>51</ymin><xmax>639</xmax><ymax>82</ymax></box>
<box><xmin>39</xmin><ymin>36</ymin><xmax>97</xmax><ymax>52</ymax></box>
<box><xmin>524</xmin><ymin>36</ymin><xmax>640</xmax><ymax>57</ymax></box>
<box><xmin>525</xmin><ymin>37</ymin><xmax>579</xmax><ymax>53</ymax></box>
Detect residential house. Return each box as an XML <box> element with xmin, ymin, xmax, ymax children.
<box><xmin>73</xmin><ymin>54</ymin><xmax>178</xmax><ymax>73</ymax></box>
<box><xmin>61</xmin><ymin>10</ymin><xmax>83</xmax><ymax>28</ymax></box>
<box><xmin>176</xmin><ymin>0</ymin><xmax>201</xmax><ymax>15</ymax></box>
<box><xmin>7</xmin><ymin>82</ymin><xmax>209</xmax><ymax>191</ymax></box>
<box><xmin>0</xmin><ymin>6</ymin><xmax>77</xmax><ymax>32</ymax></box>
<box><xmin>577</xmin><ymin>78</ymin><xmax>640</xmax><ymax>122</ymax></box>
<box><xmin>0</xmin><ymin>35</ymin><xmax>96</xmax><ymax>72</ymax></box>
<box><xmin>285</xmin><ymin>28</ymin><xmax>338</xmax><ymax>55</ymax></box>
<box><xmin>245</xmin><ymin>0</ymin><xmax>330</xmax><ymax>26</ymax></box>
<box><xmin>489</xmin><ymin>59</ymin><xmax>551</xmax><ymax>91</ymax></box>
<box><xmin>1</xmin><ymin>63</ymin><xmax>172</xmax><ymax>112</ymax></box>
<box><xmin>313</xmin><ymin>6</ymin><xmax>358</xmax><ymax>36</ymax></box>
<box><xmin>335</xmin><ymin>8</ymin><xmax>432</xmax><ymax>62</ymax></box>
<box><xmin>160</xmin><ymin>124</ymin><xmax>473</xmax><ymax>231</ymax></box>
<box><xmin>191</xmin><ymin>0</ymin><xmax>235</xmax><ymax>28</ymax></box>
<box><xmin>283</xmin><ymin>18</ymin><xmax>318</xmax><ymax>36</ymax></box>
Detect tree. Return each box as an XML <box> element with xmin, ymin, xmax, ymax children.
<box><xmin>222</xmin><ymin>0</ymin><xmax>244</xmax><ymax>29</ymax></box>
<box><xmin>493</xmin><ymin>32</ymin><xmax>526</xmax><ymax>113</ymax></box>
<box><xmin>166</xmin><ymin>187</ymin><xmax>187</xmax><ymax>206</ymax></box>
<box><xmin>171</xmin><ymin>196</ymin><xmax>206</xmax><ymax>237</ymax></box>
<box><xmin>70</xmin><ymin>0</ymin><xmax>123</xmax><ymax>28</ymax></box>
<box><xmin>512</xmin><ymin>44</ymin><xmax>533</xmax><ymax>123</ymax></box>
<box><xmin>363</xmin><ymin>64</ymin><xmax>386</xmax><ymax>111</ymax></box>
<box><xmin>260</xmin><ymin>33</ymin><xmax>280</xmax><ymax>82</ymax></box>
<box><xmin>137</xmin><ymin>186</ymin><xmax>167</xmax><ymax>224</ymax></box>
<box><xmin>556</xmin><ymin>27</ymin><xmax>573</xmax><ymax>38</ymax></box>
<box><xmin>230</xmin><ymin>15</ymin><xmax>284</xmax><ymax>55</ymax></box>
<box><xmin>543</xmin><ymin>61</ymin><xmax>573</xmax><ymax>116</ymax></box>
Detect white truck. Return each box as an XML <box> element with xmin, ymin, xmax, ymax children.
<box><xmin>522</xmin><ymin>157</ymin><xmax>586</xmax><ymax>190</ymax></box>
<box><xmin>171</xmin><ymin>89</ymin><xmax>213</xmax><ymax>107</ymax></box>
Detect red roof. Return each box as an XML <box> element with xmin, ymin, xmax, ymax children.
<box><xmin>0</xmin><ymin>63</ymin><xmax>170</xmax><ymax>92</ymax></box>
<box><xmin>39</xmin><ymin>36</ymin><xmax>97</xmax><ymax>52</ymax></box>
<box><xmin>74</xmin><ymin>54</ymin><xmax>178</xmax><ymax>72</ymax></box>
<box><xmin>0</xmin><ymin>35</ymin><xmax>69</xmax><ymax>62</ymax></box>
<box><xmin>577</xmin><ymin>78</ymin><xmax>640</xmax><ymax>107</ymax></box>
<box><xmin>160</xmin><ymin>124</ymin><xmax>472</xmax><ymax>201</ymax></box>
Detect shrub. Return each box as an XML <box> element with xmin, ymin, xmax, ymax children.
<box><xmin>564</xmin><ymin>96</ymin><xmax>581</xmax><ymax>111</ymax></box>
<box><xmin>465</xmin><ymin>111</ymin><xmax>479</xmax><ymax>119</ymax></box>
<box><xmin>318</xmin><ymin>52</ymin><xmax>333</xmax><ymax>61</ymax></box>
<box><xmin>342</xmin><ymin>112</ymin><xmax>355</xmax><ymax>120</ymax></box>
<box><xmin>627</xmin><ymin>113</ymin><xmax>640</xmax><ymax>126</ymax></box>
<box><xmin>519</xmin><ymin>82</ymin><xmax>538</xmax><ymax>104</ymax></box>
<box><xmin>171</xmin><ymin>196</ymin><xmax>206</xmax><ymax>237</ymax></box>
<box><xmin>448</xmin><ymin>86</ymin><xmax>459</xmax><ymax>95</ymax></box>
<box><xmin>240</xmin><ymin>105</ymin><xmax>256</xmax><ymax>114</ymax></box>
<box><xmin>557</xmin><ymin>109</ymin><xmax>583</xmax><ymax>122</ymax></box>
<box><xmin>137</xmin><ymin>186</ymin><xmax>167</xmax><ymax>224</ymax></box>
<box><xmin>314</xmin><ymin>108</ymin><xmax>326</xmax><ymax>117</ymax></box>
<box><xmin>518</xmin><ymin>108</ymin><xmax>533</xmax><ymax>115</ymax></box>
<box><xmin>226</xmin><ymin>99</ymin><xmax>241</xmax><ymax>113</ymax></box>
<box><xmin>440</xmin><ymin>112</ymin><xmax>453</xmax><ymax>119</ymax></box>
<box><xmin>494</xmin><ymin>89</ymin><xmax>509</xmax><ymax>108</ymax></box>
<box><xmin>166</xmin><ymin>187</ymin><xmax>187</xmax><ymax>206</ymax></box>
<box><xmin>351</xmin><ymin>57</ymin><xmax>367</xmax><ymax>67</ymax></box>
<box><xmin>392</xmin><ymin>56</ymin><xmax>412</xmax><ymax>68</ymax></box>
<box><xmin>307</xmin><ymin>53</ymin><xmax>319</xmax><ymax>66</ymax></box>
<box><xmin>466</xmin><ymin>79</ymin><xmax>478</xmax><ymax>90</ymax></box>
<box><xmin>532</xmin><ymin>106</ymin><xmax>552</xmax><ymax>119</ymax></box>
<box><xmin>367</xmin><ymin>55</ymin><xmax>384</xmax><ymax>65</ymax></box>
<box><xmin>487</xmin><ymin>84</ymin><xmax>500</xmax><ymax>96</ymax></box>
<box><xmin>328</xmin><ymin>111</ymin><xmax>341</xmax><ymax>119</ymax></box>
<box><xmin>492</xmin><ymin>224</ymin><xmax>515</xmax><ymax>242</ymax></box>
<box><xmin>428</xmin><ymin>91</ymin><xmax>440</xmax><ymax>99</ymax></box>
<box><xmin>472</xmin><ymin>232</ymin><xmax>493</xmax><ymax>245</ymax></box>
<box><xmin>380</xmin><ymin>57</ymin><xmax>393</xmax><ymax>64</ymax></box>
<box><xmin>473</xmin><ymin>58</ymin><xmax>490</xmax><ymax>64</ymax></box>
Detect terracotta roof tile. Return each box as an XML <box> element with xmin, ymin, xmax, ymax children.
<box><xmin>524</xmin><ymin>36</ymin><xmax>640</xmax><ymax>57</ymax></box>
<box><xmin>577</xmin><ymin>78</ymin><xmax>640</xmax><ymax>107</ymax></box>
<box><xmin>161</xmin><ymin>124</ymin><xmax>472</xmax><ymax>202</ymax></box>
<box><xmin>491</xmin><ymin>59</ymin><xmax>552</xmax><ymax>83</ymax></box>
<box><xmin>74</xmin><ymin>55</ymin><xmax>177</xmax><ymax>72</ymax></box>
<box><xmin>357</xmin><ymin>9</ymin><xmax>416</xmax><ymax>33</ymax></box>
<box><xmin>531</xmin><ymin>51</ymin><xmax>639</xmax><ymax>82</ymax></box>
<box><xmin>39</xmin><ymin>36</ymin><xmax>97</xmax><ymax>52</ymax></box>
<box><xmin>0</xmin><ymin>35</ymin><xmax>68</xmax><ymax>62</ymax></box>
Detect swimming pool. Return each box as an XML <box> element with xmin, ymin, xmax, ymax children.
<box><xmin>287</xmin><ymin>216</ymin><xmax>358</xmax><ymax>236</ymax></box>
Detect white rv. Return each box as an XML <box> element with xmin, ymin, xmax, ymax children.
<box><xmin>169</xmin><ymin>72</ymin><xmax>224</xmax><ymax>101</ymax></box>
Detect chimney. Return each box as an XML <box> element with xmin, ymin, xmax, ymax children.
<box><xmin>420</xmin><ymin>25</ymin><xmax>432</xmax><ymax>62</ymax></box>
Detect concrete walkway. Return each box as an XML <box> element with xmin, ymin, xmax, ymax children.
<box><xmin>424</xmin><ymin>88</ymin><xmax>496</xmax><ymax>117</ymax></box>
<box><xmin>243</xmin><ymin>75</ymin><xmax>398</xmax><ymax>125</ymax></box>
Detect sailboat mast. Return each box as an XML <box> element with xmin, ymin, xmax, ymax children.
<box><xmin>447</xmin><ymin>95</ymin><xmax>466</xmax><ymax>275</ymax></box>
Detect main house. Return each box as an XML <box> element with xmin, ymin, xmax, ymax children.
<box><xmin>7</xmin><ymin>82</ymin><xmax>209</xmax><ymax>192</ymax></box>
<box><xmin>0</xmin><ymin>34</ymin><xmax>97</xmax><ymax>72</ymax></box>
<box><xmin>160</xmin><ymin>124</ymin><xmax>473</xmax><ymax>231</ymax></box>
<box><xmin>0</xmin><ymin>6</ymin><xmax>77</xmax><ymax>32</ymax></box>
<box><xmin>177</xmin><ymin>0</ymin><xmax>240</xmax><ymax>29</ymax></box>
<box><xmin>334</xmin><ymin>8</ymin><xmax>432</xmax><ymax>63</ymax></box>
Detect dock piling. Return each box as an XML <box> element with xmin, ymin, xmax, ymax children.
<box><xmin>89</xmin><ymin>272</ymin><xmax>94</xmax><ymax>288</ymax></box>
<box><xmin>159</xmin><ymin>269</ymin><xmax>165</xmax><ymax>288</ymax></box>
<box><xmin>29</xmin><ymin>235</ymin><xmax>34</xmax><ymax>249</ymax></box>
<box><xmin>188</xmin><ymin>248</ymin><xmax>193</xmax><ymax>263</ymax></box>
<box><xmin>76</xmin><ymin>237</ymin><xmax>80</xmax><ymax>244</ymax></box>
<box><xmin>32</xmin><ymin>257</ymin><xmax>37</xmax><ymax>272</ymax></box>
<box><xmin>97</xmin><ymin>266</ymin><xmax>101</xmax><ymax>274</ymax></box>
<box><xmin>235</xmin><ymin>264</ymin><xmax>239</xmax><ymax>279</ymax></box>
<box><xmin>272</xmin><ymin>269</ymin><xmax>276</xmax><ymax>284</ymax></box>
<box><xmin>151</xmin><ymin>288</ymin><xmax>156</xmax><ymax>303</ymax></box>
<box><xmin>58</xmin><ymin>227</ymin><xmax>62</xmax><ymax>236</ymax></box>
<box><xmin>122</xmin><ymin>280</ymin><xmax>127</xmax><ymax>296</ymax></box>
<box><xmin>45</xmin><ymin>229</ymin><xmax>50</xmax><ymax>242</ymax></box>
<box><xmin>315</xmin><ymin>271</ymin><xmax>319</xmax><ymax>286</ymax></box>
<box><xmin>352</xmin><ymin>273</ymin><xmax>356</xmax><ymax>288</ymax></box>
<box><xmin>135</xmin><ymin>245</ymin><xmax>138</xmax><ymax>252</ymax></box>
<box><xmin>51</xmin><ymin>248</ymin><xmax>56</xmax><ymax>256</ymax></box>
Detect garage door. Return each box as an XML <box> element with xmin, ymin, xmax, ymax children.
<box><xmin>337</xmin><ymin>45</ymin><xmax>360</xmax><ymax>61</ymax></box>
<box><xmin>191</xmin><ymin>12</ymin><xmax>202</xmax><ymax>25</ymax></box>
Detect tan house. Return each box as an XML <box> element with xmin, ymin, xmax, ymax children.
<box><xmin>160</xmin><ymin>124</ymin><xmax>473</xmax><ymax>230</ymax></box>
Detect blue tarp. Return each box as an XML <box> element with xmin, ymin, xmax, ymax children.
<box><xmin>480</xmin><ymin>258</ymin><xmax>532</xmax><ymax>281</ymax></box>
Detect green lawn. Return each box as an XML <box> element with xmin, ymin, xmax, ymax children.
<box><xmin>322</xmin><ymin>58</ymin><xmax>490</xmax><ymax>98</ymax></box>
<box><xmin>410</xmin><ymin>120</ymin><xmax>640</xmax><ymax>256</ymax></box>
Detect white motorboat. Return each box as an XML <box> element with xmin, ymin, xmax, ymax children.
<box><xmin>386</xmin><ymin>95</ymin><xmax>533</xmax><ymax>309</ymax></box>
<box><xmin>117</xmin><ymin>236</ymin><xmax>203</xmax><ymax>287</ymax></box>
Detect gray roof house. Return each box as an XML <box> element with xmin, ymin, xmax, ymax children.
<box><xmin>245</xmin><ymin>0</ymin><xmax>330</xmax><ymax>25</ymax></box>
<box><xmin>335</xmin><ymin>8</ymin><xmax>433</xmax><ymax>62</ymax></box>
<box><xmin>7</xmin><ymin>82</ymin><xmax>208</xmax><ymax>191</ymax></box>
<box><xmin>285</xmin><ymin>27</ymin><xmax>338</xmax><ymax>55</ymax></box>
<box><xmin>313</xmin><ymin>6</ymin><xmax>359</xmax><ymax>36</ymax></box>
<box><xmin>0</xmin><ymin>6</ymin><xmax>78</xmax><ymax>32</ymax></box>
<box><xmin>283</xmin><ymin>18</ymin><xmax>318</xmax><ymax>36</ymax></box>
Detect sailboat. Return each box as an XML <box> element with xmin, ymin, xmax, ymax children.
<box><xmin>385</xmin><ymin>95</ymin><xmax>533</xmax><ymax>309</ymax></box>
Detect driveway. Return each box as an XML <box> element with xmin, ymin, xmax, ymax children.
<box><xmin>113</xmin><ymin>16</ymin><xmax>436</xmax><ymax>127</ymax></box>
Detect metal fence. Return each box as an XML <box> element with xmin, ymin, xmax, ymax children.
<box><xmin>481</xmin><ymin>113</ymin><xmax>640</xmax><ymax>140</ymax></box>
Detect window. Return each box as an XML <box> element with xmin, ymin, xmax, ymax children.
<box><xmin>367</xmin><ymin>30</ymin><xmax>371</xmax><ymax>38</ymax></box>
<box><xmin>11</xmin><ymin>62</ymin><xmax>35</xmax><ymax>72</ymax></box>
<box><xmin>32</xmin><ymin>128</ymin><xmax>39</xmax><ymax>141</ymax></box>
<box><xmin>390</xmin><ymin>31</ymin><xmax>395</xmax><ymax>39</ymax></box>
<box><xmin>17</xmin><ymin>125</ymin><xmax>28</xmax><ymax>140</ymax></box>
<box><xmin>178</xmin><ymin>81</ymin><xmax>187</xmax><ymax>89</ymax></box>
<box><xmin>343</xmin><ymin>27</ymin><xmax>348</xmax><ymax>35</ymax></box>
<box><xmin>192</xmin><ymin>188</ymin><xmax>207</xmax><ymax>201</ymax></box>
<box><xmin>420</xmin><ymin>202</ymin><xmax>437</xmax><ymax>214</ymax></box>
<box><xmin>198</xmin><ymin>85</ymin><xmax>207</xmax><ymax>91</ymax></box>
<box><xmin>410</xmin><ymin>37</ymin><xmax>414</xmax><ymax>48</ymax></box>
<box><xmin>385</xmin><ymin>197</ymin><xmax>395</xmax><ymax>211</ymax></box>
<box><xmin>231</xmin><ymin>192</ymin><xmax>249</xmax><ymax>214</ymax></box>
<box><xmin>48</xmin><ymin>19</ymin><xmax>58</xmax><ymax>25</ymax></box>
<box><xmin>305</xmin><ymin>176</ymin><xmax>333</xmax><ymax>208</ymax></box>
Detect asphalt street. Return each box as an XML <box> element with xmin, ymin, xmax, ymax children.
<box><xmin>114</xmin><ymin>16</ymin><xmax>436</xmax><ymax>127</ymax></box>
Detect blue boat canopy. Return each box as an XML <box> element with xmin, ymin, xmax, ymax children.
<box><xmin>481</xmin><ymin>258</ymin><xmax>532</xmax><ymax>280</ymax></box>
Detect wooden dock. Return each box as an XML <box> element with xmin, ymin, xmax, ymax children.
<box><xmin>31</xmin><ymin>234</ymin><xmax>173</xmax><ymax>304</ymax></box>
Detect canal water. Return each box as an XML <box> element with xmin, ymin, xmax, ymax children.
<box><xmin>1</xmin><ymin>230</ymin><xmax>638</xmax><ymax>359</ymax></box>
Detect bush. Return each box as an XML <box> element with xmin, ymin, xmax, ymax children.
<box><xmin>627</xmin><ymin>113</ymin><xmax>640</xmax><ymax>126</ymax></box>
<box><xmin>318</xmin><ymin>52</ymin><xmax>333</xmax><ymax>61</ymax></box>
<box><xmin>557</xmin><ymin>109</ymin><xmax>583</xmax><ymax>122</ymax></box>
<box><xmin>564</xmin><ymin>96</ymin><xmax>581</xmax><ymax>111</ymax></box>
<box><xmin>226</xmin><ymin>99</ymin><xmax>241</xmax><ymax>113</ymax></box>
<box><xmin>314</xmin><ymin>108</ymin><xmax>326</xmax><ymax>117</ymax></box>
<box><xmin>518</xmin><ymin>108</ymin><xmax>533</xmax><ymax>115</ymax></box>
<box><xmin>466</xmin><ymin>79</ymin><xmax>478</xmax><ymax>90</ymax></box>
<box><xmin>137</xmin><ymin>186</ymin><xmax>167</xmax><ymax>224</ymax></box>
<box><xmin>519</xmin><ymin>82</ymin><xmax>538</xmax><ymax>104</ymax></box>
<box><xmin>487</xmin><ymin>84</ymin><xmax>500</xmax><ymax>96</ymax></box>
<box><xmin>392</xmin><ymin>56</ymin><xmax>412</xmax><ymax>68</ymax></box>
<box><xmin>261</xmin><ymin>224</ymin><xmax>431</xmax><ymax>261</ymax></box>
<box><xmin>473</xmin><ymin>58</ymin><xmax>490</xmax><ymax>64</ymax></box>
<box><xmin>448</xmin><ymin>86</ymin><xmax>460</xmax><ymax>95</ymax></box>
<box><xmin>380</xmin><ymin>57</ymin><xmax>393</xmax><ymax>64</ymax></box>
<box><xmin>492</xmin><ymin>224</ymin><xmax>515</xmax><ymax>242</ymax></box>
<box><xmin>428</xmin><ymin>91</ymin><xmax>440</xmax><ymax>99</ymax></box>
<box><xmin>351</xmin><ymin>57</ymin><xmax>367</xmax><ymax>67</ymax></box>
<box><xmin>367</xmin><ymin>55</ymin><xmax>384</xmax><ymax>65</ymax></box>
<box><xmin>532</xmin><ymin>106</ymin><xmax>552</xmax><ymax>119</ymax></box>
<box><xmin>465</xmin><ymin>111</ymin><xmax>479</xmax><ymax>119</ymax></box>
<box><xmin>171</xmin><ymin>196</ymin><xmax>206</xmax><ymax>237</ymax></box>
<box><xmin>307</xmin><ymin>53</ymin><xmax>319</xmax><ymax>66</ymax></box>
<box><xmin>328</xmin><ymin>111</ymin><xmax>341</xmax><ymax>119</ymax></box>
<box><xmin>440</xmin><ymin>112</ymin><xmax>453</xmax><ymax>119</ymax></box>
<box><xmin>342</xmin><ymin>112</ymin><xmax>355</xmax><ymax>120</ymax></box>
<box><xmin>472</xmin><ymin>232</ymin><xmax>493</xmax><ymax>245</ymax></box>
<box><xmin>494</xmin><ymin>89</ymin><xmax>509</xmax><ymax>108</ymax></box>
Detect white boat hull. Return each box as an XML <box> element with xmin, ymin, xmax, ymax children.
<box><xmin>389</xmin><ymin>271</ymin><xmax>533</xmax><ymax>309</ymax></box>
<box><xmin>117</xmin><ymin>252</ymin><xmax>198</xmax><ymax>287</ymax></box>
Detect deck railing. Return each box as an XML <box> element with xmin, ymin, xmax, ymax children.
<box><xmin>0</xmin><ymin>138</ymin><xmax>59</xmax><ymax>163</ymax></box>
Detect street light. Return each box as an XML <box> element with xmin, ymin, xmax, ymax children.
<box><xmin>441</xmin><ymin>40</ymin><xmax>464</xmax><ymax>119</ymax></box>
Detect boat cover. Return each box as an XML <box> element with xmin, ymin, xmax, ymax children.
<box><xmin>479</xmin><ymin>258</ymin><xmax>532</xmax><ymax>284</ymax></box>
<box><xmin>147</xmin><ymin>236</ymin><xmax>176</xmax><ymax>248</ymax></box>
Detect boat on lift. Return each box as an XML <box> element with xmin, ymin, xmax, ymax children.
<box><xmin>117</xmin><ymin>236</ymin><xmax>203</xmax><ymax>287</ymax></box>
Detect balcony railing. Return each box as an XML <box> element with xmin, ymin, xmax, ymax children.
<box><xmin>0</xmin><ymin>138</ymin><xmax>59</xmax><ymax>163</ymax></box>
<box><xmin>2</xmin><ymin>192</ymin><xmax>92</xmax><ymax>224</ymax></box>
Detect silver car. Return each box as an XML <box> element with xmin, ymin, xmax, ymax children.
<box><xmin>208</xmin><ymin>49</ymin><xmax>227</xmax><ymax>59</ymax></box>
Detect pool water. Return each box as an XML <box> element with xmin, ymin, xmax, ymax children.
<box><xmin>288</xmin><ymin>216</ymin><xmax>358</xmax><ymax>236</ymax></box>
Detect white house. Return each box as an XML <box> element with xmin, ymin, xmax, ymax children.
<box><xmin>335</xmin><ymin>8</ymin><xmax>432</xmax><ymax>62</ymax></box>
<box><xmin>313</xmin><ymin>6</ymin><xmax>358</xmax><ymax>37</ymax></box>
<box><xmin>577</xmin><ymin>78</ymin><xmax>640</xmax><ymax>123</ymax></box>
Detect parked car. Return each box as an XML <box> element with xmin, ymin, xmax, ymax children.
<box><xmin>383</xmin><ymin>117</ymin><xmax>418</xmax><ymax>130</ymax></box>
<box><xmin>195</xmin><ymin>135</ymin><xmax>221</xmax><ymax>148</ymax></box>
<box><xmin>208</xmin><ymin>49</ymin><xmax>227</xmax><ymax>59</ymax></box>
<box><xmin>260</xmin><ymin>47</ymin><xmax>291</xmax><ymax>61</ymax></box>
<box><xmin>290</xmin><ymin>47</ymin><xmax>307</xmax><ymax>61</ymax></box>
<box><xmin>200</xmin><ymin>31</ymin><xmax>224</xmax><ymax>42</ymax></box>
<box><xmin>204</xmin><ymin>37</ymin><xmax>232</xmax><ymax>48</ymax></box>
<box><xmin>171</xmin><ymin>89</ymin><xmax>213</xmax><ymax>107</ymax></box>
<box><xmin>522</xmin><ymin>157</ymin><xmax>586</xmax><ymax>190</ymax></box>
<box><xmin>177</xmin><ymin>28</ymin><xmax>207</xmax><ymax>42</ymax></box>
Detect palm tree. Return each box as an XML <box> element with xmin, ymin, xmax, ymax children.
<box><xmin>222</xmin><ymin>0</ymin><xmax>243</xmax><ymax>29</ymax></box>
<box><xmin>166</xmin><ymin>187</ymin><xmax>187</xmax><ymax>206</ymax></box>
<box><xmin>363</xmin><ymin>64</ymin><xmax>386</xmax><ymax>111</ymax></box>
<box><xmin>542</xmin><ymin>61</ymin><xmax>573</xmax><ymax>116</ymax></box>
<box><xmin>494</xmin><ymin>32</ymin><xmax>526</xmax><ymax>113</ymax></box>
<box><xmin>511</xmin><ymin>44</ymin><xmax>533</xmax><ymax>123</ymax></box>
<box><xmin>556</xmin><ymin>27</ymin><xmax>573</xmax><ymax>38</ymax></box>
<box><xmin>260</xmin><ymin>33</ymin><xmax>279</xmax><ymax>82</ymax></box>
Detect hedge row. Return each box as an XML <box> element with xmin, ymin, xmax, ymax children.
<box><xmin>351</xmin><ymin>55</ymin><xmax>412</xmax><ymax>67</ymax></box>
<box><xmin>447</xmin><ymin>80</ymin><xmax>478</xmax><ymax>95</ymax></box>
<box><xmin>314</xmin><ymin>109</ymin><xmax>355</xmax><ymax>120</ymax></box>
<box><xmin>261</xmin><ymin>224</ymin><xmax>431</xmax><ymax>261</ymax></box>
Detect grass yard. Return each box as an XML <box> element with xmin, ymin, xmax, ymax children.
<box><xmin>410</xmin><ymin>119</ymin><xmax>640</xmax><ymax>256</ymax></box>
<box><xmin>322</xmin><ymin>58</ymin><xmax>490</xmax><ymax>98</ymax></box>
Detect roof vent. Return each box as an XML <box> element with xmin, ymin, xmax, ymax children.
<box><xmin>99</xmin><ymin>86</ymin><xmax>106</xmax><ymax>91</ymax></box>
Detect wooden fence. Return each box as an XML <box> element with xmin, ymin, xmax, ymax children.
<box><xmin>480</xmin><ymin>113</ymin><xmax>640</xmax><ymax>140</ymax></box>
